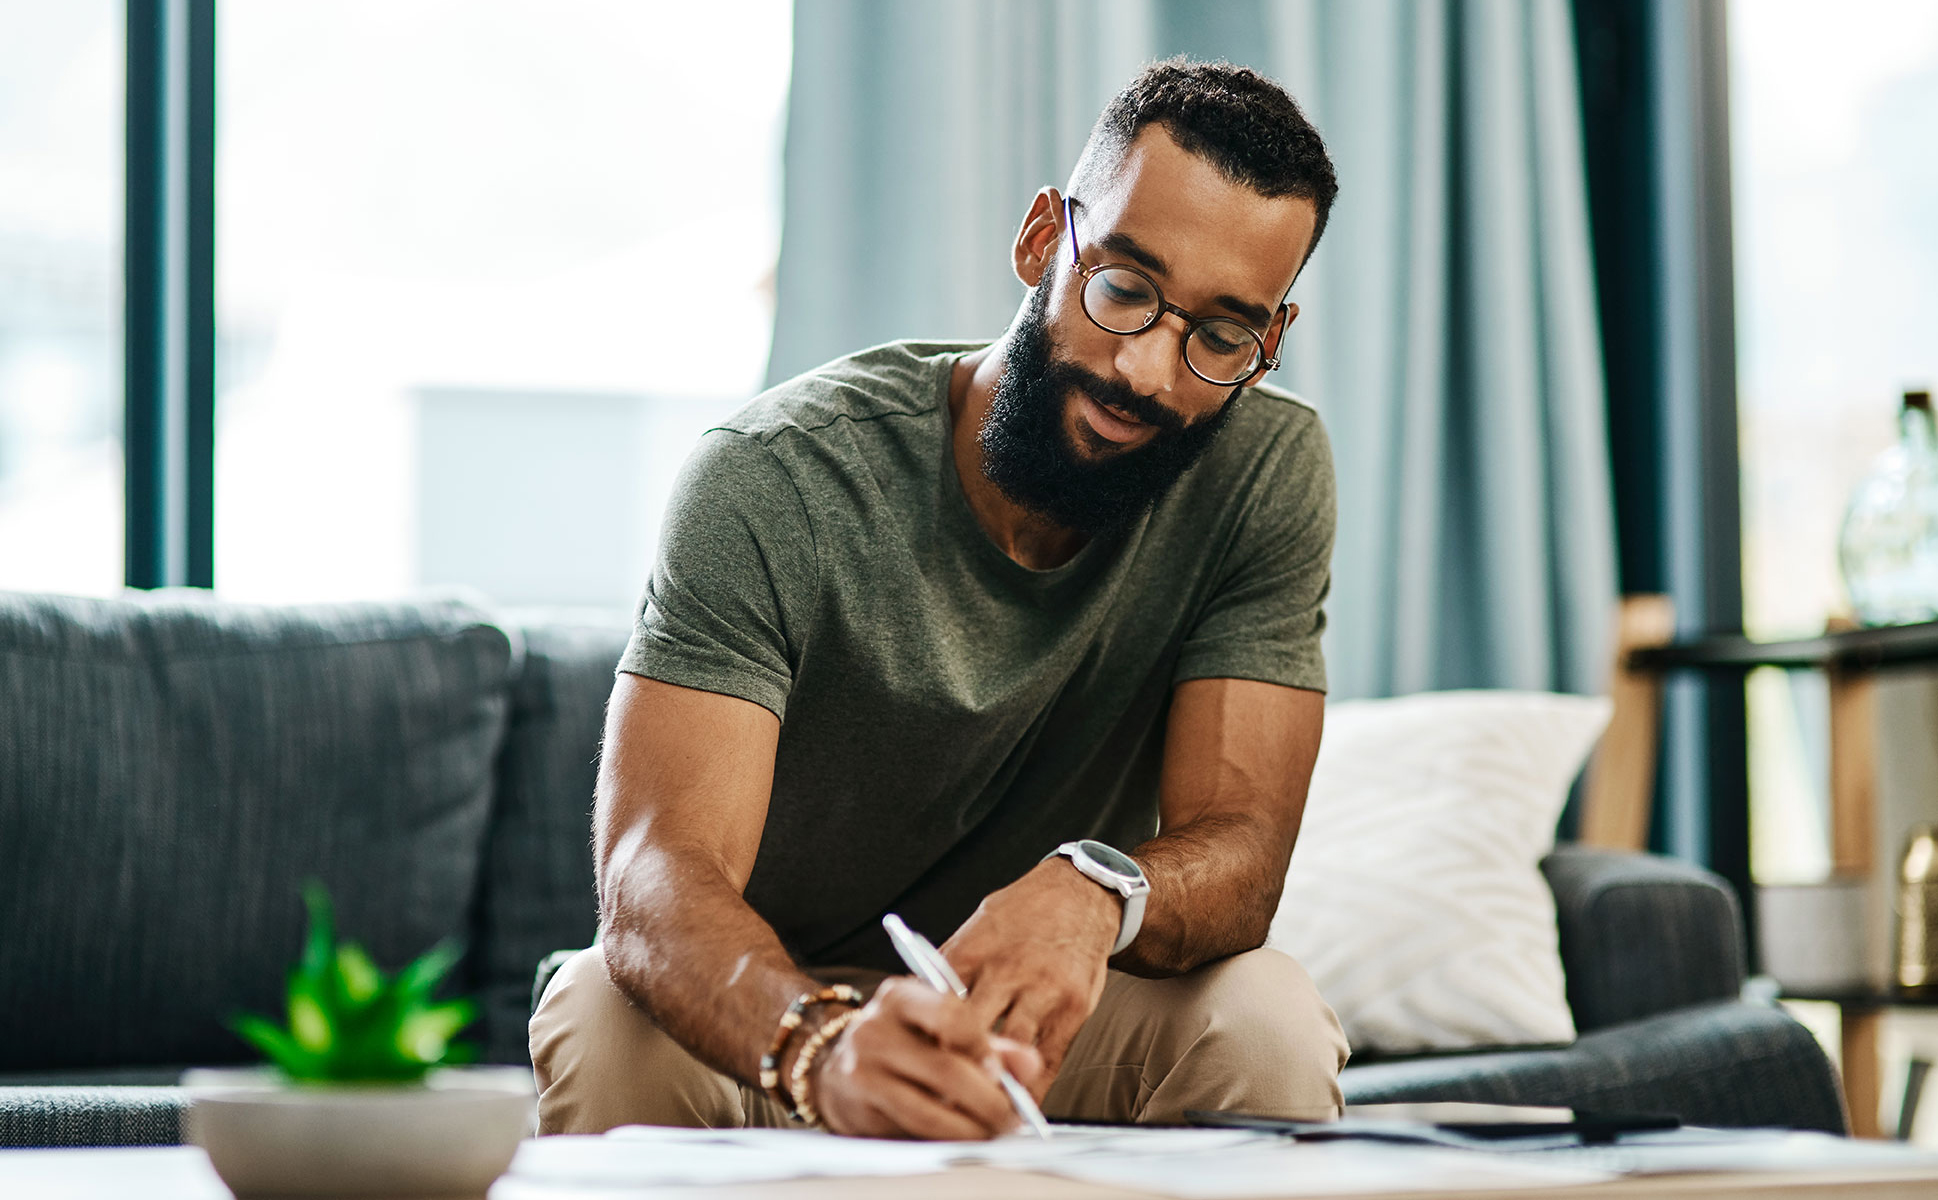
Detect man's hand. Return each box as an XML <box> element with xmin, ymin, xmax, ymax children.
<box><xmin>939</xmin><ymin>859</ymin><xmax>1122</xmax><ymax>1092</ymax></box>
<box><xmin>811</xmin><ymin>977</ymin><xmax>1043</xmax><ymax>1139</ymax></box>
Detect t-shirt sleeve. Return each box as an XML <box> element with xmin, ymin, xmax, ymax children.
<box><xmin>617</xmin><ymin>429</ymin><xmax>817</xmax><ymax>720</ymax></box>
<box><xmin>1173</xmin><ymin>409</ymin><xmax>1336</xmax><ymax>693</ymax></box>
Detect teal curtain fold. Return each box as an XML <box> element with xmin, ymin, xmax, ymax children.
<box><xmin>769</xmin><ymin>0</ymin><xmax>1618</xmax><ymax>701</ymax></box>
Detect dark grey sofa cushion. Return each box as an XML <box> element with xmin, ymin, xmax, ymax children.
<box><xmin>1541</xmin><ymin>846</ymin><xmax>1746</xmax><ymax>1032</ymax></box>
<box><xmin>1341</xmin><ymin>999</ymin><xmax>1846</xmax><ymax>1133</ymax></box>
<box><xmin>0</xmin><ymin>1087</ymin><xmax>183</xmax><ymax>1148</ymax></box>
<box><xmin>0</xmin><ymin>591</ymin><xmax>517</xmax><ymax>1072</ymax></box>
<box><xmin>475</xmin><ymin>618</ymin><xmax>627</xmax><ymax>1064</ymax></box>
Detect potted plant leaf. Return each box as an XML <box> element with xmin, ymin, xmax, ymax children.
<box><xmin>183</xmin><ymin>883</ymin><xmax>534</xmax><ymax>1198</ymax></box>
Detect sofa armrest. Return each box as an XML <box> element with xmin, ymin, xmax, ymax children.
<box><xmin>1541</xmin><ymin>844</ymin><xmax>1746</xmax><ymax>1033</ymax></box>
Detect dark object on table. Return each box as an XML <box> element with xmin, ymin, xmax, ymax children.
<box><xmin>1189</xmin><ymin>1105</ymin><xmax>1681</xmax><ymax>1147</ymax></box>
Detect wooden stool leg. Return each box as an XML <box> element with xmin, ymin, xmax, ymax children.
<box><xmin>1844</xmin><ymin>1006</ymin><xmax>1884</xmax><ymax>1138</ymax></box>
<box><xmin>1898</xmin><ymin>1058</ymin><xmax>1931</xmax><ymax>1141</ymax></box>
<box><xmin>1827</xmin><ymin>665</ymin><xmax>1877</xmax><ymax>877</ymax></box>
<box><xmin>1580</xmin><ymin>595</ymin><xmax>1676</xmax><ymax>850</ymax></box>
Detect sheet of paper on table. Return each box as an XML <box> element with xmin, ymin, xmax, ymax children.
<box><xmin>497</xmin><ymin>1124</ymin><xmax>1616</xmax><ymax>1195</ymax></box>
<box><xmin>1488</xmin><ymin>1128</ymin><xmax>1938</xmax><ymax>1177</ymax></box>
<box><xmin>1037</xmin><ymin>1128</ymin><xmax>1938</xmax><ymax>1197</ymax></box>
<box><xmin>504</xmin><ymin>1124</ymin><xmax>1274</xmax><ymax>1187</ymax></box>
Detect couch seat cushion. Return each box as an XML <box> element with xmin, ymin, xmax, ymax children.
<box><xmin>1339</xmin><ymin>1000</ymin><xmax>1846</xmax><ymax>1133</ymax></box>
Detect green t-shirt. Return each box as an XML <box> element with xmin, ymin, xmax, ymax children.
<box><xmin>619</xmin><ymin>339</ymin><xmax>1335</xmax><ymax>969</ymax></box>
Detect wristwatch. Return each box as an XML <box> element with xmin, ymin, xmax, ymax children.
<box><xmin>1043</xmin><ymin>839</ymin><xmax>1151</xmax><ymax>955</ymax></box>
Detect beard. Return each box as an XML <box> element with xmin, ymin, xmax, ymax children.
<box><xmin>977</xmin><ymin>281</ymin><xmax>1238</xmax><ymax>537</ymax></box>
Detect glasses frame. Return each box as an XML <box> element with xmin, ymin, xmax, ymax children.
<box><xmin>1060</xmin><ymin>195</ymin><xmax>1283</xmax><ymax>387</ymax></box>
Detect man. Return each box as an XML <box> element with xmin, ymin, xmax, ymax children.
<box><xmin>531</xmin><ymin>58</ymin><xmax>1348</xmax><ymax>1139</ymax></box>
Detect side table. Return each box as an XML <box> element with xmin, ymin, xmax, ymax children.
<box><xmin>1610</xmin><ymin>611</ymin><xmax>1938</xmax><ymax>1137</ymax></box>
<box><xmin>1782</xmin><ymin>988</ymin><xmax>1938</xmax><ymax>1141</ymax></box>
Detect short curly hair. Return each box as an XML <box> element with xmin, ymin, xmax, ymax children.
<box><xmin>1069</xmin><ymin>58</ymin><xmax>1338</xmax><ymax>270</ymax></box>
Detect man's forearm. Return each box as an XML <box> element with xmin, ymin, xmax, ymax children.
<box><xmin>1115</xmin><ymin>811</ymin><xmax>1293</xmax><ymax>977</ymax></box>
<box><xmin>598</xmin><ymin>830</ymin><xmax>819</xmax><ymax>1085</ymax></box>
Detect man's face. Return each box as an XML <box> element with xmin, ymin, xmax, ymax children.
<box><xmin>979</xmin><ymin>127</ymin><xmax>1318</xmax><ymax>536</ymax></box>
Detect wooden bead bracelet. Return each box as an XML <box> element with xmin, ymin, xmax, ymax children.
<box><xmin>758</xmin><ymin>984</ymin><xmax>862</xmax><ymax>1118</ymax></box>
<box><xmin>788</xmin><ymin>1007</ymin><xmax>863</xmax><ymax>1129</ymax></box>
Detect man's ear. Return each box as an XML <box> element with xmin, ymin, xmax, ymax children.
<box><xmin>1243</xmin><ymin>302</ymin><xmax>1299</xmax><ymax>386</ymax></box>
<box><xmin>1012</xmin><ymin>187</ymin><xmax>1063</xmax><ymax>288</ymax></box>
<box><xmin>1266</xmin><ymin>302</ymin><xmax>1299</xmax><ymax>357</ymax></box>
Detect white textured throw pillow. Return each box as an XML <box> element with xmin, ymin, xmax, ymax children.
<box><xmin>1267</xmin><ymin>690</ymin><xmax>1612</xmax><ymax>1055</ymax></box>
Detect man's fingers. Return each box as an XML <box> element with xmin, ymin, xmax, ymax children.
<box><xmin>961</xmin><ymin>978</ymin><xmax>1015</xmax><ymax>1035</ymax></box>
<box><xmin>882</xmin><ymin>1048</ymin><xmax>1020</xmax><ymax>1137</ymax></box>
<box><xmin>830</xmin><ymin>999</ymin><xmax>1021</xmax><ymax>1139</ymax></box>
<box><xmin>877</xmin><ymin>977</ymin><xmax>992</xmax><ymax>1058</ymax></box>
<box><xmin>1029</xmin><ymin>1006</ymin><xmax>1090</xmax><ymax>1080</ymax></box>
<box><xmin>865</xmin><ymin>993</ymin><xmax>1021</xmax><ymax>1134</ymax></box>
<box><xmin>864</xmin><ymin>1073</ymin><xmax>1008</xmax><ymax>1141</ymax></box>
<box><xmin>989</xmin><ymin>1035</ymin><xmax>1045</xmax><ymax>1090</ymax></box>
<box><xmin>992</xmin><ymin>986</ymin><xmax>1061</xmax><ymax>1051</ymax></box>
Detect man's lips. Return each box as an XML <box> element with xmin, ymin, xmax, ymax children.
<box><xmin>1076</xmin><ymin>391</ymin><xmax>1152</xmax><ymax>444</ymax></box>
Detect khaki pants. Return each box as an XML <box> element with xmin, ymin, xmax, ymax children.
<box><xmin>530</xmin><ymin>944</ymin><xmax>1349</xmax><ymax>1134</ymax></box>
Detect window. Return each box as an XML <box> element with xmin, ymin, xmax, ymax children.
<box><xmin>1732</xmin><ymin>0</ymin><xmax>1938</xmax><ymax>879</ymax></box>
<box><xmin>0</xmin><ymin>2</ymin><xmax>124</xmax><ymax>596</ymax></box>
<box><xmin>214</xmin><ymin>1</ymin><xmax>792</xmax><ymax>606</ymax></box>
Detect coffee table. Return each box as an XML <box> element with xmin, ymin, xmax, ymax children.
<box><xmin>10</xmin><ymin>1144</ymin><xmax>1938</xmax><ymax>1200</ymax></box>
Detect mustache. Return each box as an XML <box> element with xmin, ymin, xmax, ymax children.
<box><xmin>1059</xmin><ymin>364</ymin><xmax>1190</xmax><ymax>435</ymax></box>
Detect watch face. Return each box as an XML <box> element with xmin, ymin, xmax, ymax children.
<box><xmin>1078</xmin><ymin>839</ymin><xmax>1141</xmax><ymax>879</ymax></box>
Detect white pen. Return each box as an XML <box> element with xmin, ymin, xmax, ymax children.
<box><xmin>881</xmin><ymin>913</ymin><xmax>1054</xmax><ymax>1140</ymax></box>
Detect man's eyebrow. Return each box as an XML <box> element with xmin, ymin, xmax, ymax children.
<box><xmin>1098</xmin><ymin>230</ymin><xmax>1169</xmax><ymax>276</ymax></box>
<box><xmin>1097</xmin><ymin>230</ymin><xmax>1275</xmax><ymax>330</ymax></box>
<box><xmin>1209</xmin><ymin>292</ymin><xmax>1273</xmax><ymax>330</ymax></box>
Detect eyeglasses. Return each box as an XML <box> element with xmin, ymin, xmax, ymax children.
<box><xmin>1061</xmin><ymin>195</ymin><xmax>1282</xmax><ymax>388</ymax></box>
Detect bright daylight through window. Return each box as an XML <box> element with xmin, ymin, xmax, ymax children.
<box><xmin>0</xmin><ymin>3</ymin><xmax>123</xmax><ymax>597</ymax></box>
<box><xmin>215</xmin><ymin>1</ymin><xmax>792</xmax><ymax>608</ymax></box>
<box><xmin>1732</xmin><ymin>0</ymin><xmax>1938</xmax><ymax>880</ymax></box>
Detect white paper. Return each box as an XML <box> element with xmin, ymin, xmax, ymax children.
<box><xmin>506</xmin><ymin>1129</ymin><xmax>952</xmax><ymax>1186</ymax></box>
<box><xmin>1499</xmin><ymin>1128</ymin><xmax>1938</xmax><ymax>1177</ymax></box>
<box><xmin>500</xmin><ymin>1122</ymin><xmax>1938</xmax><ymax>1198</ymax></box>
<box><xmin>504</xmin><ymin>1124</ymin><xmax>1276</xmax><ymax>1188</ymax></box>
<box><xmin>1031</xmin><ymin>1141</ymin><xmax>1616</xmax><ymax>1197</ymax></box>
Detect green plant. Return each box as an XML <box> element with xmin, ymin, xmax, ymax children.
<box><xmin>232</xmin><ymin>881</ymin><xmax>477</xmax><ymax>1082</ymax></box>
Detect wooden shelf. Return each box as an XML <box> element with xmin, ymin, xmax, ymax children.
<box><xmin>1628</xmin><ymin>619</ymin><xmax>1938</xmax><ymax>674</ymax></box>
<box><xmin>1781</xmin><ymin>989</ymin><xmax>1938</xmax><ymax>1009</ymax></box>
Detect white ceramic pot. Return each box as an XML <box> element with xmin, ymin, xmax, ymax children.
<box><xmin>182</xmin><ymin>1065</ymin><xmax>535</xmax><ymax>1198</ymax></box>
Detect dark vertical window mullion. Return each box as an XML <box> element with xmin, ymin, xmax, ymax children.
<box><xmin>125</xmin><ymin>0</ymin><xmax>166</xmax><ymax>589</ymax></box>
<box><xmin>124</xmin><ymin>0</ymin><xmax>216</xmax><ymax>590</ymax></box>
<box><xmin>186</xmin><ymin>0</ymin><xmax>216</xmax><ymax>587</ymax></box>
<box><xmin>1689</xmin><ymin>0</ymin><xmax>1750</xmax><ymax>957</ymax></box>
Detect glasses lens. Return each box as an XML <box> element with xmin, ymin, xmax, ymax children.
<box><xmin>1081</xmin><ymin>266</ymin><xmax>1160</xmax><ymax>334</ymax></box>
<box><xmin>1185</xmin><ymin>319</ymin><xmax>1264</xmax><ymax>385</ymax></box>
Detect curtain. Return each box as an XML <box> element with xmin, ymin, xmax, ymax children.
<box><xmin>1575</xmin><ymin>0</ymin><xmax>1746</xmax><ymax>880</ymax></box>
<box><xmin>768</xmin><ymin>0</ymin><xmax>1618</xmax><ymax>701</ymax></box>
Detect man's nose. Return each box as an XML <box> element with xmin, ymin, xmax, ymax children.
<box><xmin>1111</xmin><ymin>314</ymin><xmax>1187</xmax><ymax>398</ymax></box>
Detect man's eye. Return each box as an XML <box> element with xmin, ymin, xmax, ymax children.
<box><xmin>1101</xmin><ymin>276</ymin><xmax>1154</xmax><ymax>306</ymax></box>
<box><xmin>1199</xmin><ymin>324</ymin><xmax>1249</xmax><ymax>355</ymax></box>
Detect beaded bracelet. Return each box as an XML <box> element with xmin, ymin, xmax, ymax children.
<box><xmin>788</xmin><ymin>1006</ymin><xmax>862</xmax><ymax>1129</ymax></box>
<box><xmin>759</xmin><ymin>984</ymin><xmax>862</xmax><ymax>1117</ymax></box>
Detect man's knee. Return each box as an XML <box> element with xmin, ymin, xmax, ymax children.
<box><xmin>528</xmin><ymin>945</ymin><xmax>742</xmax><ymax>1134</ymax></box>
<box><xmin>1117</xmin><ymin>947</ymin><xmax>1349</xmax><ymax>1123</ymax></box>
<box><xmin>1181</xmin><ymin>948</ymin><xmax>1349</xmax><ymax>1082</ymax></box>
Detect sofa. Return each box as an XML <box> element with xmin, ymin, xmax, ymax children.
<box><xmin>0</xmin><ymin>590</ymin><xmax>1846</xmax><ymax>1147</ymax></box>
